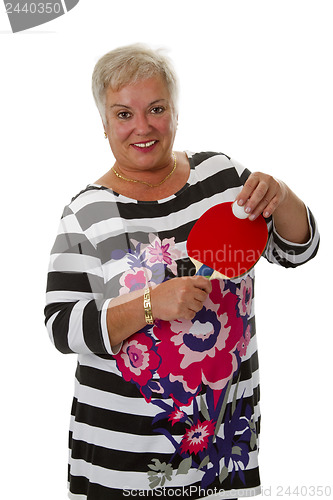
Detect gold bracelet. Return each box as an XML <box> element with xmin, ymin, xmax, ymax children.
<box><xmin>143</xmin><ymin>287</ymin><xmax>154</xmax><ymax>325</ymax></box>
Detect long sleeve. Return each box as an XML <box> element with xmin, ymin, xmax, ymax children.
<box><xmin>44</xmin><ymin>205</ymin><xmax>113</xmax><ymax>355</ymax></box>
<box><xmin>263</xmin><ymin>207</ymin><xmax>320</xmax><ymax>267</ymax></box>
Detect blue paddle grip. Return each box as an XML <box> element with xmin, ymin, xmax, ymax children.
<box><xmin>196</xmin><ymin>264</ymin><xmax>214</xmax><ymax>278</ymax></box>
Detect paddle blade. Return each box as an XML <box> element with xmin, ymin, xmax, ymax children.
<box><xmin>187</xmin><ymin>202</ymin><xmax>268</xmax><ymax>279</ymax></box>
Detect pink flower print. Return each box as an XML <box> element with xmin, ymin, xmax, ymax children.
<box><xmin>146</xmin><ymin>235</ymin><xmax>181</xmax><ymax>276</ymax></box>
<box><xmin>236</xmin><ymin>276</ymin><xmax>253</xmax><ymax>317</ymax></box>
<box><xmin>180</xmin><ymin>420</ymin><xmax>215</xmax><ymax>455</ymax></box>
<box><xmin>168</xmin><ymin>408</ymin><xmax>187</xmax><ymax>426</ymax></box>
<box><xmin>119</xmin><ymin>267</ymin><xmax>152</xmax><ymax>295</ymax></box>
<box><xmin>154</xmin><ymin>280</ymin><xmax>244</xmax><ymax>402</ymax></box>
<box><xmin>148</xmin><ymin>240</ymin><xmax>172</xmax><ymax>265</ymax></box>
<box><xmin>237</xmin><ymin>325</ymin><xmax>251</xmax><ymax>357</ymax></box>
<box><xmin>114</xmin><ymin>332</ymin><xmax>161</xmax><ymax>390</ymax></box>
<box><xmin>244</xmin><ymin>325</ymin><xmax>251</xmax><ymax>344</ymax></box>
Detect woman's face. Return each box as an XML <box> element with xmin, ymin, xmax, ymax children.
<box><xmin>103</xmin><ymin>76</ymin><xmax>178</xmax><ymax>173</ymax></box>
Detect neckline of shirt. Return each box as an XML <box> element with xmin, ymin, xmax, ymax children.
<box><xmin>89</xmin><ymin>151</ymin><xmax>195</xmax><ymax>205</ymax></box>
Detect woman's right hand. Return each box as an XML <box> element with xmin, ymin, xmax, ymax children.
<box><xmin>151</xmin><ymin>276</ymin><xmax>212</xmax><ymax>321</ymax></box>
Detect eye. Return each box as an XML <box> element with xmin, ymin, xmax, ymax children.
<box><xmin>117</xmin><ymin>111</ymin><xmax>132</xmax><ymax>120</ymax></box>
<box><xmin>150</xmin><ymin>106</ymin><xmax>165</xmax><ymax>115</ymax></box>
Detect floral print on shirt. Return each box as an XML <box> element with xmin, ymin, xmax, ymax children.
<box><xmin>112</xmin><ymin>234</ymin><xmax>258</xmax><ymax>491</ymax></box>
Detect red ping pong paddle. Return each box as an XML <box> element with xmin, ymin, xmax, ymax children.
<box><xmin>187</xmin><ymin>201</ymin><xmax>268</xmax><ymax>279</ymax></box>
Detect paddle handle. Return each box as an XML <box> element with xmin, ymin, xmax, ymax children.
<box><xmin>195</xmin><ymin>264</ymin><xmax>214</xmax><ymax>278</ymax></box>
<box><xmin>190</xmin><ymin>257</ymin><xmax>228</xmax><ymax>280</ymax></box>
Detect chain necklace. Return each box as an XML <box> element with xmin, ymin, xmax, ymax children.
<box><xmin>112</xmin><ymin>152</ymin><xmax>177</xmax><ymax>188</ymax></box>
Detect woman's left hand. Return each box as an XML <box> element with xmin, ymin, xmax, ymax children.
<box><xmin>235</xmin><ymin>171</ymin><xmax>288</xmax><ymax>220</ymax></box>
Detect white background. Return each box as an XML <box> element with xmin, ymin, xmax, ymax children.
<box><xmin>0</xmin><ymin>0</ymin><xmax>331</xmax><ymax>498</ymax></box>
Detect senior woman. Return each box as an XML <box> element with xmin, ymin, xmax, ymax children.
<box><xmin>45</xmin><ymin>44</ymin><xmax>319</xmax><ymax>500</ymax></box>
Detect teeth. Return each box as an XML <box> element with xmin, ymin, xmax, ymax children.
<box><xmin>134</xmin><ymin>141</ymin><xmax>156</xmax><ymax>148</ymax></box>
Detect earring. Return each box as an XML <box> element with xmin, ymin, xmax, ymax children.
<box><xmin>104</xmin><ymin>131</ymin><xmax>107</xmax><ymax>139</ymax></box>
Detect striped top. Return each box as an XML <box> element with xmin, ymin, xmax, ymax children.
<box><xmin>45</xmin><ymin>151</ymin><xmax>319</xmax><ymax>500</ymax></box>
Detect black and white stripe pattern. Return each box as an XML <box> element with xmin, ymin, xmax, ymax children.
<box><xmin>45</xmin><ymin>151</ymin><xmax>319</xmax><ymax>500</ymax></box>
<box><xmin>264</xmin><ymin>208</ymin><xmax>319</xmax><ymax>267</ymax></box>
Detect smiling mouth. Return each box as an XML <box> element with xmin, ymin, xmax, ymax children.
<box><xmin>132</xmin><ymin>140</ymin><xmax>157</xmax><ymax>148</ymax></box>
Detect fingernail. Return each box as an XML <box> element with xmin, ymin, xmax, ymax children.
<box><xmin>245</xmin><ymin>206</ymin><xmax>251</xmax><ymax>214</ymax></box>
<box><xmin>249</xmin><ymin>214</ymin><xmax>257</xmax><ymax>220</ymax></box>
<box><xmin>264</xmin><ymin>211</ymin><xmax>270</xmax><ymax>217</ymax></box>
<box><xmin>238</xmin><ymin>199</ymin><xmax>244</xmax><ymax>206</ymax></box>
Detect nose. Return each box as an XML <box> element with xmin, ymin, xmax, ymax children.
<box><xmin>133</xmin><ymin>113</ymin><xmax>152</xmax><ymax>135</ymax></box>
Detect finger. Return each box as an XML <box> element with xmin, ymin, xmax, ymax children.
<box><xmin>178</xmin><ymin>296</ymin><xmax>203</xmax><ymax>319</ymax></box>
<box><xmin>247</xmin><ymin>192</ymin><xmax>271</xmax><ymax>219</ymax></box>
<box><xmin>194</xmin><ymin>287</ymin><xmax>210</xmax><ymax>304</ymax></box>
<box><xmin>244</xmin><ymin>180</ymin><xmax>270</xmax><ymax>214</ymax></box>
<box><xmin>247</xmin><ymin>175</ymin><xmax>281</xmax><ymax>214</ymax></box>
<box><xmin>184</xmin><ymin>310</ymin><xmax>197</xmax><ymax>321</ymax></box>
<box><xmin>187</xmin><ymin>295</ymin><xmax>208</xmax><ymax>315</ymax></box>
<box><xmin>192</xmin><ymin>275</ymin><xmax>212</xmax><ymax>294</ymax></box>
<box><xmin>248</xmin><ymin>191</ymin><xmax>280</xmax><ymax>220</ymax></box>
<box><xmin>247</xmin><ymin>179</ymin><xmax>281</xmax><ymax>217</ymax></box>
<box><xmin>262</xmin><ymin>194</ymin><xmax>280</xmax><ymax>218</ymax></box>
<box><xmin>236</xmin><ymin>173</ymin><xmax>261</xmax><ymax>206</ymax></box>
<box><xmin>261</xmin><ymin>179</ymin><xmax>286</xmax><ymax>217</ymax></box>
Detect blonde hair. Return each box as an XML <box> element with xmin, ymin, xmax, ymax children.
<box><xmin>92</xmin><ymin>43</ymin><xmax>179</xmax><ymax>124</ymax></box>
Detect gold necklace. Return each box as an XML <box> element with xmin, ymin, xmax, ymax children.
<box><xmin>112</xmin><ymin>152</ymin><xmax>177</xmax><ymax>188</ymax></box>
